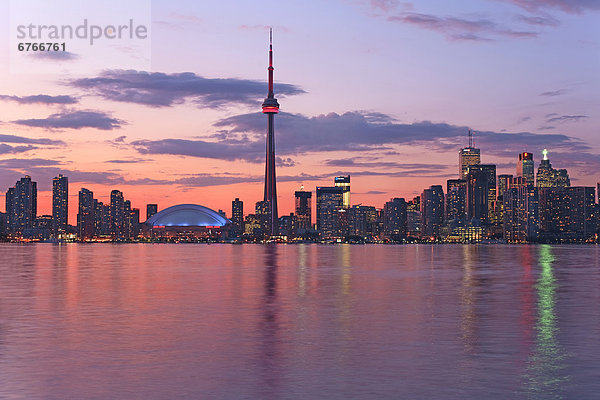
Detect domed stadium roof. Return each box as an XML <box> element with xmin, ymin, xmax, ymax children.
<box><xmin>146</xmin><ymin>204</ymin><xmax>229</xmax><ymax>227</ymax></box>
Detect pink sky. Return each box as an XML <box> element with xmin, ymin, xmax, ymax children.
<box><xmin>0</xmin><ymin>0</ymin><xmax>599</xmax><ymax>224</ymax></box>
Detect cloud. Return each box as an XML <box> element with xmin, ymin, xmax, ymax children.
<box><xmin>30</xmin><ymin>51</ymin><xmax>78</xmax><ymax>61</ymax></box>
<box><xmin>70</xmin><ymin>70</ymin><xmax>305</xmax><ymax>108</ymax></box>
<box><xmin>499</xmin><ymin>0</ymin><xmax>600</xmax><ymax>13</ymax></box>
<box><xmin>540</xmin><ymin>89</ymin><xmax>567</xmax><ymax>96</ymax></box>
<box><xmin>387</xmin><ymin>11</ymin><xmax>538</xmax><ymax>41</ymax></box>
<box><xmin>0</xmin><ymin>159</ymin><xmax>126</xmax><ymax>190</ymax></box>
<box><xmin>324</xmin><ymin>158</ymin><xmax>449</xmax><ymax>171</ymax></box>
<box><xmin>516</xmin><ymin>14</ymin><xmax>560</xmax><ymax>26</ymax></box>
<box><xmin>133</xmin><ymin>111</ymin><xmax>589</xmax><ymax>165</ymax></box>
<box><xmin>545</xmin><ymin>114</ymin><xmax>588</xmax><ymax>123</ymax></box>
<box><xmin>0</xmin><ymin>158</ymin><xmax>62</xmax><ymax>168</ymax></box>
<box><xmin>133</xmin><ymin>138</ymin><xmax>264</xmax><ymax>162</ymax></box>
<box><xmin>0</xmin><ymin>134</ymin><xmax>64</xmax><ymax>145</ymax></box>
<box><xmin>0</xmin><ymin>144</ymin><xmax>37</xmax><ymax>155</ymax></box>
<box><xmin>105</xmin><ymin>158</ymin><xmax>150</xmax><ymax>164</ymax></box>
<box><xmin>0</xmin><ymin>94</ymin><xmax>78</xmax><ymax>104</ymax></box>
<box><xmin>13</xmin><ymin>110</ymin><xmax>124</xmax><ymax>130</ymax></box>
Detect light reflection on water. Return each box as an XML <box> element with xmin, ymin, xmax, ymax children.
<box><xmin>0</xmin><ymin>243</ymin><xmax>598</xmax><ymax>399</ymax></box>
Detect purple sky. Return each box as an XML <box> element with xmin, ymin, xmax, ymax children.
<box><xmin>0</xmin><ymin>0</ymin><xmax>599</xmax><ymax>220</ymax></box>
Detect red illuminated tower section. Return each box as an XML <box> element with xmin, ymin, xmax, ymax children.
<box><xmin>262</xmin><ymin>28</ymin><xmax>279</xmax><ymax>235</ymax></box>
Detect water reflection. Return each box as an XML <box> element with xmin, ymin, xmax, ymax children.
<box><xmin>460</xmin><ymin>245</ymin><xmax>477</xmax><ymax>353</ymax></box>
<box><xmin>525</xmin><ymin>245</ymin><xmax>568</xmax><ymax>399</ymax></box>
<box><xmin>259</xmin><ymin>244</ymin><xmax>281</xmax><ymax>399</ymax></box>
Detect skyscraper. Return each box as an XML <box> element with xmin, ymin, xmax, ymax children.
<box><xmin>262</xmin><ymin>28</ymin><xmax>280</xmax><ymax>235</ymax></box>
<box><xmin>294</xmin><ymin>189</ymin><xmax>312</xmax><ymax>231</ymax></box>
<box><xmin>5</xmin><ymin>187</ymin><xmax>15</xmax><ymax>234</ymax></box>
<box><xmin>421</xmin><ymin>185</ymin><xmax>444</xmax><ymax>238</ymax></box>
<box><xmin>231</xmin><ymin>198</ymin><xmax>244</xmax><ymax>236</ymax></box>
<box><xmin>517</xmin><ymin>152</ymin><xmax>535</xmax><ymax>186</ymax></box>
<box><xmin>316</xmin><ymin>186</ymin><xmax>344</xmax><ymax>237</ymax></box>
<box><xmin>110</xmin><ymin>190</ymin><xmax>125</xmax><ymax>240</ymax></box>
<box><xmin>6</xmin><ymin>176</ymin><xmax>37</xmax><ymax>235</ymax></box>
<box><xmin>78</xmin><ymin>188</ymin><xmax>95</xmax><ymax>241</ymax></box>
<box><xmin>538</xmin><ymin>186</ymin><xmax>596</xmax><ymax>242</ymax></box>
<box><xmin>334</xmin><ymin>176</ymin><xmax>351</xmax><ymax>209</ymax></box>
<box><xmin>459</xmin><ymin>129</ymin><xmax>481</xmax><ymax>179</ymax></box>
<box><xmin>52</xmin><ymin>174</ymin><xmax>68</xmax><ymax>237</ymax></box>
<box><xmin>466</xmin><ymin>165</ymin><xmax>496</xmax><ymax>224</ymax></box>
<box><xmin>347</xmin><ymin>205</ymin><xmax>378</xmax><ymax>237</ymax></box>
<box><xmin>146</xmin><ymin>204</ymin><xmax>158</xmax><ymax>221</ymax></box>
<box><xmin>446</xmin><ymin>179</ymin><xmax>466</xmax><ymax>222</ymax></box>
<box><xmin>536</xmin><ymin>149</ymin><xmax>570</xmax><ymax>188</ymax></box>
<box><xmin>503</xmin><ymin>185</ymin><xmax>539</xmax><ymax>243</ymax></box>
<box><xmin>383</xmin><ymin>198</ymin><xmax>407</xmax><ymax>239</ymax></box>
<box><xmin>406</xmin><ymin>196</ymin><xmax>421</xmax><ymax>237</ymax></box>
<box><xmin>497</xmin><ymin>174</ymin><xmax>513</xmax><ymax>225</ymax></box>
<box><xmin>255</xmin><ymin>200</ymin><xmax>271</xmax><ymax>236</ymax></box>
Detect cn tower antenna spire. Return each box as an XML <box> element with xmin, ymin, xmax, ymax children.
<box><xmin>268</xmin><ymin>27</ymin><xmax>274</xmax><ymax>98</ymax></box>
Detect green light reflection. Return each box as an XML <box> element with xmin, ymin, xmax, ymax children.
<box><xmin>525</xmin><ymin>245</ymin><xmax>568</xmax><ymax>399</ymax></box>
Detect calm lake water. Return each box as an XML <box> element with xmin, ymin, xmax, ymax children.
<box><xmin>0</xmin><ymin>243</ymin><xmax>599</xmax><ymax>399</ymax></box>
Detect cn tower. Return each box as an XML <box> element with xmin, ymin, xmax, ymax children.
<box><xmin>262</xmin><ymin>28</ymin><xmax>279</xmax><ymax>235</ymax></box>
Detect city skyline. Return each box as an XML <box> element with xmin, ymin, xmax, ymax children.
<box><xmin>0</xmin><ymin>0</ymin><xmax>599</xmax><ymax>224</ymax></box>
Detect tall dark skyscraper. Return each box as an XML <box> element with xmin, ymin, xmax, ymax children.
<box><xmin>466</xmin><ymin>165</ymin><xmax>496</xmax><ymax>224</ymax></box>
<box><xmin>262</xmin><ymin>28</ymin><xmax>279</xmax><ymax>235</ymax></box>
<box><xmin>78</xmin><ymin>188</ymin><xmax>95</xmax><ymax>241</ymax></box>
<box><xmin>110</xmin><ymin>190</ymin><xmax>125</xmax><ymax>240</ymax></box>
<box><xmin>146</xmin><ymin>204</ymin><xmax>158</xmax><ymax>221</ymax></box>
<box><xmin>316</xmin><ymin>186</ymin><xmax>344</xmax><ymax>237</ymax></box>
<box><xmin>231</xmin><ymin>198</ymin><xmax>244</xmax><ymax>236</ymax></box>
<box><xmin>52</xmin><ymin>174</ymin><xmax>68</xmax><ymax>236</ymax></box>
<box><xmin>294</xmin><ymin>189</ymin><xmax>312</xmax><ymax>231</ymax></box>
<box><xmin>503</xmin><ymin>186</ymin><xmax>539</xmax><ymax>243</ymax></box>
<box><xmin>421</xmin><ymin>185</ymin><xmax>444</xmax><ymax>238</ymax></box>
<box><xmin>446</xmin><ymin>179</ymin><xmax>466</xmax><ymax>222</ymax></box>
<box><xmin>459</xmin><ymin>129</ymin><xmax>481</xmax><ymax>179</ymax></box>
<box><xmin>383</xmin><ymin>198</ymin><xmax>407</xmax><ymax>239</ymax></box>
<box><xmin>6</xmin><ymin>176</ymin><xmax>37</xmax><ymax>235</ymax></box>
<box><xmin>517</xmin><ymin>152</ymin><xmax>535</xmax><ymax>186</ymax></box>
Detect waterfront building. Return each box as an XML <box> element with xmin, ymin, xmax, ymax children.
<box><xmin>146</xmin><ymin>204</ymin><xmax>158</xmax><ymax>221</ymax></box>
<box><xmin>316</xmin><ymin>186</ymin><xmax>345</xmax><ymax>237</ymax></box>
<box><xmin>383</xmin><ymin>198</ymin><xmax>407</xmax><ymax>239</ymax></box>
<box><xmin>538</xmin><ymin>186</ymin><xmax>595</xmax><ymax>242</ymax></box>
<box><xmin>503</xmin><ymin>185</ymin><xmax>539</xmax><ymax>243</ymax></box>
<box><xmin>407</xmin><ymin>196</ymin><xmax>421</xmax><ymax>238</ymax></box>
<box><xmin>5</xmin><ymin>176</ymin><xmax>37</xmax><ymax>235</ymax></box>
<box><xmin>143</xmin><ymin>204</ymin><xmax>230</xmax><ymax>240</ymax></box>
<box><xmin>466</xmin><ymin>164</ymin><xmax>496</xmax><ymax>225</ymax></box>
<box><xmin>110</xmin><ymin>190</ymin><xmax>125</xmax><ymax>240</ymax></box>
<box><xmin>517</xmin><ymin>152</ymin><xmax>535</xmax><ymax>186</ymax></box>
<box><xmin>421</xmin><ymin>185</ymin><xmax>444</xmax><ymax>238</ymax></box>
<box><xmin>334</xmin><ymin>176</ymin><xmax>351</xmax><ymax>209</ymax></box>
<box><xmin>294</xmin><ymin>189</ymin><xmax>312</xmax><ymax>231</ymax></box>
<box><xmin>52</xmin><ymin>174</ymin><xmax>68</xmax><ymax>237</ymax></box>
<box><xmin>536</xmin><ymin>149</ymin><xmax>570</xmax><ymax>188</ymax></box>
<box><xmin>231</xmin><ymin>198</ymin><xmax>244</xmax><ymax>237</ymax></box>
<box><xmin>446</xmin><ymin>179</ymin><xmax>466</xmax><ymax>222</ymax></box>
<box><xmin>347</xmin><ymin>205</ymin><xmax>378</xmax><ymax>237</ymax></box>
<box><xmin>459</xmin><ymin>129</ymin><xmax>481</xmax><ymax>178</ymax></box>
<box><xmin>78</xmin><ymin>188</ymin><xmax>95</xmax><ymax>241</ymax></box>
